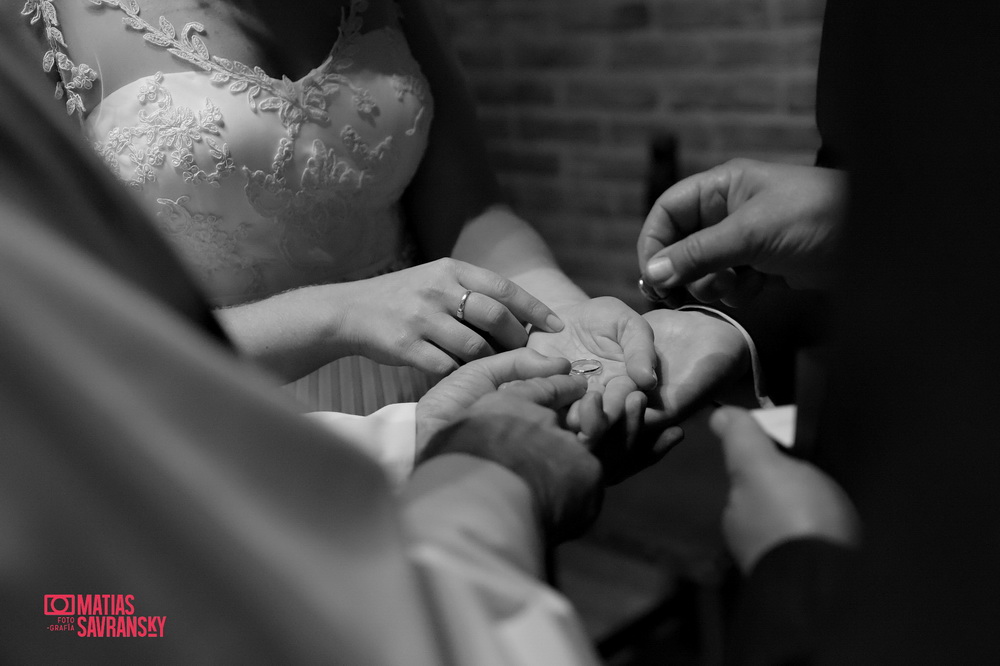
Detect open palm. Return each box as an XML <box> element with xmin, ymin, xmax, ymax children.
<box><xmin>527</xmin><ymin>297</ymin><xmax>655</xmax><ymax>389</ymax></box>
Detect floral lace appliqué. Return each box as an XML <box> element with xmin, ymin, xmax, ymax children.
<box><xmin>93</xmin><ymin>72</ymin><xmax>236</xmax><ymax>190</ymax></box>
<box><xmin>22</xmin><ymin>0</ymin><xmax>98</xmax><ymax>117</ymax></box>
<box><xmin>28</xmin><ymin>0</ymin><xmax>432</xmax><ymax>295</ymax></box>
<box><xmin>84</xmin><ymin>0</ymin><xmax>378</xmax><ymax>135</ymax></box>
<box><xmin>155</xmin><ymin>195</ymin><xmax>261</xmax><ymax>288</ymax></box>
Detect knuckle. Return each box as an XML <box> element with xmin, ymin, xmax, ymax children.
<box><xmin>438</xmin><ymin>257</ymin><xmax>460</xmax><ymax>275</ymax></box>
<box><xmin>418</xmin><ymin>285</ymin><xmax>447</xmax><ymax>306</ymax></box>
<box><xmin>415</xmin><ymin>348</ymin><xmax>456</xmax><ymax>375</ymax></box>
<box><xmin>483</xmin><ymin>302</ymin><xmax>508</xmax><ymax>327</ymax></box>
<box><xmin>680</xmin><ymin>234</ymin><xmax>706</xmax><ymax>268</ymax></box>
<box><xmin>724</xmin><ymin>157</ymin><xmax>750</xmax><ymax>171</ymax></box>
<box><xmin>400</xmin><ymin>334</ymin><xmax>424</xmax><ymax>357</ymax></box>
<box><xmin>490</xmin><ymin>276</ymin><xmax>518</xmax><ymax>301</ymax></box>
<box><xmin>464</xmin><ymin>336</ymin><xmax>490</xmax><ymax>358</ymax></box>
<box><xmin>430</xmin><ymin>358</ymin><xmax>458</xmax><ymax>376</ymax></box>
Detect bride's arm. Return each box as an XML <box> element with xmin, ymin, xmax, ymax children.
<box><xmin>214</xmin><ymin>283</ymin><xmax>355</xmax><ymax>383</ymax></box>
<box><xmin>215</xmin><ymin>260</ymin><xmax>563</xmax><ymax>382</ymax></box>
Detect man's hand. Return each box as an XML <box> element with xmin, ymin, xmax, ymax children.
<box><xmin>711</xmin><ymin>407</ymin><xmax>860</xmax><ymax>573</ymax></box>
<box><xmin>420</xmin><ymin>375</ymin><xmax>604</xmax><ymax>543</ymax></box>
<box><xmin>644</xmin><ymin>308</ymin><xmax>751</xmax><ymax>420</ymax></box>
<box><xmin>638</xmin><ymin>160</ymin><xmax>847</xmax><ymax>306</ymax></box>
<box><xmin>415</xmin><ymin>349</ymin><xmax>571</xmax><ymax>456</ymax></box>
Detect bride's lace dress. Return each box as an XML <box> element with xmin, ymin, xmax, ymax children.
<box><xmin>25</xmin><ymin>0</ymin><xmax>436</xmax><ymax>414</ymax></box>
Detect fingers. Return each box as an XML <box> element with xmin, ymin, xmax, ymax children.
<box><xmin>720</xmin><ymin>269</ymin><xmax>768</xmax><ymax>308</ymax></box>
<box><xmin>637</xmin><ymin>167</ymin><xmax>733</xmax><ymax>269</ymax></box>
<box><xmin>624</xmin><ymin>390</ymin><xmax>647</xmax><ymax>450</ymax></box>
<box><xmin>640</xmin><ymin>164</ymin><xmax>768</xmax><ymax>293</ymax></box>
<box><xmin>601</xmin><ymin>375</ymin><xmax>639</xmax><ymax>424</ymax></box>
<box><xmin>650</xmin><ymin>425</ymin><xmax>685</xmax><ymax>461</ymax></box>
<box><xmin>457</xmin><ymin>264</ymin><xmax>564</xmax><ymax>333</ymax></box>
<box><xmin>710</xmin><ymin>406</ymin><xmax>780</xmax><ymax>479</ymax></box>
<box><xmin>407</xmin><ymin>340</ymin><xmax>461</xmax><ymax>378</ymax></box>
<box><xmin>682</xmin><ymin>266</ymin><xmax>768</xmax><ymax>306</ymax></box>
<box><xmin>500</xmin><ymin>374</ymin><xmax>589</xmax><ymax>411</ymax></box>
<box><xmin>471</xmin><ymin>348</ymin><xmax>573</xmax><ymax>387</ymax></box>
<box><xmin>643</xmin><ymin>216</ymin><xmax>760</xmax><ymax>292</ymax></box>
<box><xmin>620</xmin><ymin>314</ymin><xmax>658</xmax><ymax>390</ymax></box>
<box><xmin>576</xmin><ymin>382</ymin><xmax>646</xmax><ymax>443</ymax></box>
<box><xmin>458</xmin><ymin>291</ymin><xmax>531</xmax><ymax>350</ymax></box>
<box><xmin>576</xmin><ymin>391</ymin><xmax>607</xmax><ymax>440</ymax></box>
<box><xmin>686</xmin><ymin>269</ymin><xmax>739</xmax><ymax>303</ymax></box>
<box><xmin>424</xmin><ymin>317</ymin><xmax>496</xmax><ymax>364</ymax></box>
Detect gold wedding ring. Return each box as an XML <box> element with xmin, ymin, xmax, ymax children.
<box><xmin>456</xmin><ymin>289</ymin><xmax>472</xmax><ymax>321</ymax></box>
<box><xmin>570</xmin><ymin>359</ymin><xmax>603</xmax><ymax>376</ymax></box>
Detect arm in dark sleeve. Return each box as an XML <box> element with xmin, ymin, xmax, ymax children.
<box><xmin>725</xmin><ymin>539</ymin><xmax>855</xmax><ymax>666</ymax></box>
<box><xmin>715</xmin><ymin>285</ymin><xmax>830</xmax><ymax>407</ymax></box>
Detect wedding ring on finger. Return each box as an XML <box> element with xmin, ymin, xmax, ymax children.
<box><xmin>570</xmin><ymin>359</ymin><xmax>603</xmax><ymax>377</ymax></box>
<box><xmin>456</xmin><ymin>289</ymin><xmax>473</xmax><ymax>321</ymax></box>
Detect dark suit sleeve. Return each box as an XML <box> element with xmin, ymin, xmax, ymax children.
<box><xmin>725</xmin><ymin>540</ymin><xmax>855</xmax><ymax>666</ymax></box>
<box><xmin>716</xmin><ymin>286</ymin><xmax>829</xmax><ymax>407</ymax></box>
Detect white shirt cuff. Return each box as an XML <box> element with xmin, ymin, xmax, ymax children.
<box><xmin>304</xmin><ymin>403</ymin><xmax>417</xmax><ymax>489</ymax></box>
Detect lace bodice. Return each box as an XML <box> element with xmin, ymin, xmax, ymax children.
<box><xmin>25</xmin><ymin>0</ymin><xmax>433</xmax><ymax>306</ymax></box>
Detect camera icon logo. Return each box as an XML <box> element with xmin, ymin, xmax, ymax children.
<box><xmin>43</xmin><ymin>595</ymin><xmax>75</xmax><ymax>615</ymax></box>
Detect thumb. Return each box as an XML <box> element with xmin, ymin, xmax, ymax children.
<box><xmin>482</xmin><ymin>349</ymin><xmax>571</xmax><ymax>387</ymax></box>
<box><xmin>710</xmin><ymin>406</ymin><xmax>780</xmax><ymax>480</ymax></box>
<box><xmin>643</xmin><ymin>215</ymin><xmax>758</xmax><ymax>291</ymax></box>
<box><xmin>500</xmin><ymin>374</ymin><xmax>589</xmax><ymax>411</ymax></box>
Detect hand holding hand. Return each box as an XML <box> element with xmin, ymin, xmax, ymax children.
<box><xmin>420</xmin><ymin>372</ymin><xmax>603</xmax><ymax>542</ymax></box>
<box><xmin>416</xmin><ymin>348</ymin><xmax>571</xmax><ymax>454</ymax></box>
<box><xmin>343</xmin><ymin>258</ymin><xmax>563</xmax><ymax>376</ymax></box>
<box><xmin>638</xmin><ymin>160</ymin><xmax>847</xmax><ymax>306</ymax></box>
<box><xmin>711</xmin><ymin>406</ymin><xmax>860</xmax><ymax>573</ymax></box>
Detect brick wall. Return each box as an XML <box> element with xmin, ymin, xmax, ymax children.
<box><xmin>438</xmin><ymin>0</ymin><xmax>826</xmax><ymax>308</ymax></box>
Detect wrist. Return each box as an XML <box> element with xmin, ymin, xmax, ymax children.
<box><xmin>676</xmin><ymin>305</ymin><xmax>768</xmax><ymax>407</ymax></box>
<box><xmin>310</xmin><ymin>281</ymin><xmax>361</xmax><ymax>360</ymax></box>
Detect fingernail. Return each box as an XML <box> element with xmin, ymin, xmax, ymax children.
<box><xmin>646</xmin><ymin>257</ymin><xmax>676</xmax><ymax>286</ymax></box>
<box><xmin>545</xmin><ymin>313</ymin><xmax>564</xmax><ymax>332</ymax></box>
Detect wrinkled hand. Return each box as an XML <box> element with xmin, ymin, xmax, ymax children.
<box><xmin>643</xmin><ymin>308</ymin><xmax>750</xmax><ymax>422</ymax></box>
<box><xmin>419</xmin><ymin>373</ymin><xmax>604</xmax><ymax>543</ymax></box>
<box><xmin>526</xmin><ymin>297</ymin><xmax>657</xmax><ymax>424</ymax></box>
<box><xmin>711</xmin><ymin>407</ymin><xmax>861</xmax><ymax>573</ymax></box>
<box><xmin>638</xmin><ymin>160</ymin><xmax>847</xmax><ymax>306</ymax></box>
<box><xmin>344</xmin><ymin>258</ymin><xmax>563</xmax><ymax>376</ymax></box>
<box><xmin>416</xmin><ymin>348</ymin><xmax>571</xmax><ymax>455</ymax></box>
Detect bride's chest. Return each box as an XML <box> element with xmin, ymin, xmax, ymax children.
<box><xmin>54</xmin><ymin>0</ymin><xmax>397</xmax><ymax>109</ymax></box>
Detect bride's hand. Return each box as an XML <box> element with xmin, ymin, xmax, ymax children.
<box><xmin>341</xmin><ymin>258</ymin><xmax>563</xmax><ymax>376</ymax></box>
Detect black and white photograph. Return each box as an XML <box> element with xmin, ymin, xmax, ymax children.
<box><xmin>2</xmin><ymin>0</ymin><xmax>998</xmax><ymax>663</ymax></box>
